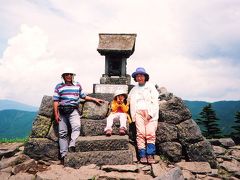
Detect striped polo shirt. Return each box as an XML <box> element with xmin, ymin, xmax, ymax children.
<box><xmin>53</xmin><ymin>82</ymin><xmax>86</xmax><ymax>107</ymax></box>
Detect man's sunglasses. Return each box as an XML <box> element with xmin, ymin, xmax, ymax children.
<box><xmin>63</xmin><ymin>73</ymin><xmax>73</xmax><ymax>76</ymax></box>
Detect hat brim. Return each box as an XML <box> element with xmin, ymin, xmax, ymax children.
<box><xmin>62</xmin><ymin>73</ymin><xmax>76</xmax><ymax>76</ymax></box>
<box><xmin>114</xmin><ymin>93</ymin><xmax>128</xmax><ymax>99</ymax></box>
<box><xmin>132</xmin><ymin>71</ymin><xmax>149</xmax><ymax>78</ymax></box>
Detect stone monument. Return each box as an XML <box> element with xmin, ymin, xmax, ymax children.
<box><xmin>93</xmin><ymin>33</ymin><xmax>137</xmax><ymax>94</ymax></box>
<box><xmin>23</xmin><ymin>33</ymin><xmax>218</xmax><ymax>170</ymax></box>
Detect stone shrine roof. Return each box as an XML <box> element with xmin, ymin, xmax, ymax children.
<box><xmin>97</xmin><ymin>33</ymin><xmax>137</xmax><ymax>58</ymax></box>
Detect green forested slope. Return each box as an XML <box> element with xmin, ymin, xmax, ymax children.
<box><xmin>0</xmin><ymin>110</ymin><xmax>37</xmax><ymax>139</ymax></box>
<box><xmin>184</xmin><ymin>100</ymin><xmax>240</xmax><ymax>135</ymax></box>
<box><xmin>0</xmin><ymin>100</ymin><xmax>239</xmax><ymax>138</ymax></box>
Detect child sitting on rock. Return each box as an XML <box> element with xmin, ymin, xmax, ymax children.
<box><xmin>104</xmin><ymin>89</ymin><xmax>131</xmax><ymax>136</ymax></box>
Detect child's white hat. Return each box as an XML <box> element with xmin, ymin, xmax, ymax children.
<box><xmin>114</xmin><ymin>89</ymin><xmax>128</xmax><ymax>99</ymax></box>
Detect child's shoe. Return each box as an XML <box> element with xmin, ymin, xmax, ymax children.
<box><xmin>105</xmin><ymin>129</ymin><xmax>112</xmax><ymax>136</ymax></box>
<box><xmin>119</xmin><ymin>127</ymin><xmax>126</xmax><ymax>136</ymax></box>
<box><xmin>140</xmin><ymin>157</ymin><xmax>148</xmax><ymax>164</ymax></box>
<box><xmin>147</xmin><ymin>155</ymin><xmax>155</xmax><ymax>164</ymax></box>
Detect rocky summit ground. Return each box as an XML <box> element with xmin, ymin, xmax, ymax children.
<box><xmin>0</xmin><ymin>138</ymin><xmax>240</xmax><ymax>180</ymax></box>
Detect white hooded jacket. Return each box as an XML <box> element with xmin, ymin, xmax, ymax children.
<box><xmin>128</xmin><ymin>82</ymin><xmax>159</xmax><ymax>122</ymax></box>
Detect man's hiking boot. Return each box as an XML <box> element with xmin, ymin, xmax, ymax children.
<box><xmin>147</xmin><ymin>155</ymin><xmax>155</xmax><ymax>164</ymax></box>
<box><xmin>69</xmin><ymin>146</ymin><xmax>76</xmax><ymax>153</ymax></box>
<box><xmin>105</xmin><ymin>129</ymin><xmax>112</xmax><ymax>136</ymax></box>
<box><xmin>140</xmin><ymin>157</ymin><xmax>148</xmax><ymax>164</ymax></box>
<box><xmin>60</xmin><ymin>156</ymin><xmax>65</xmax><ymax>165</ymax></box>
<box><xmin>119</xmin><ymin>127</ymin><xmax>126</xmax><ymax>136</ymax></box>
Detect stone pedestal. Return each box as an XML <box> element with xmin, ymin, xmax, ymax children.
<box><xmin>100</xmin><ymin>74</ymin><xmax>131</xmax><ymax>85</ymax></box>
<box><xmin>93</xmin><ymin>84</ymin><xmax>133</xmax><ymax>94</ymax></box>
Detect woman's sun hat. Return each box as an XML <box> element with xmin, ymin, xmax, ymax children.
<box><xmin>131</xmin><ymin>67</ymin><xmax>149</xmax><ymax>80</ymax></box>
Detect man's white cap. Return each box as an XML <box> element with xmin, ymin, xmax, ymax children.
<box><xmin>61</xmin><ymin>68</ymin><xmax>76</xmax><ymax>76</ymax></box>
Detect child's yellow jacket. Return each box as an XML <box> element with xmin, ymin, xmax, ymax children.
<box><xmin>110</xmin><ymin>100</ymin><xmax>132</xmax><ymax>123</ymax></box>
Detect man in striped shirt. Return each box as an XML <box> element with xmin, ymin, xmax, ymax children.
<box><xmin>53</xmin><ymin>68</ymin><xmax>103</xmax><ymax>163</ymax></box>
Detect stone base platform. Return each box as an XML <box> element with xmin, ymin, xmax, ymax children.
<box><xmin>64</xmin><ymin>149</ymin><xmax>133</xmax><ymax>168</ymax></box>
<box><xmin>76</xmin><ymin>135</ymin><xmax>129</xmax><ymax>152</ymax></box>
<box><xmin>65</xmin><ymin>135</ymin><xmax>134</xmax><ymax>168</ymax></box>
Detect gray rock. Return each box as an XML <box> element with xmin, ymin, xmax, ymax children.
<box><xmin>175</xmin><ymin>161</ymin><xmax>212</xmax><ymax>174</ymax></box>
<box><xmin>186</xmin><ymin>140</ymin><xmax>217</xmax><ymax>168</ymax></box>
<box><xmin>156</xmin><ymin>122</ymin><xmax>178</xmax><ymax>142</ymax></box>
<box><xmin>212</xmin><ymin>145</ymin><xmax>226</xmax><ymax>155</ymax></box>
<box><xmin>181</xmin><ymin>169</ymin><xmax>195</xmax><ymax>180</ymax></box>
<box><xmin>229</xmin><ymin>145</ymin><xmax>240</xmax><ymax>150</ymax></box>
<box><xmin>228</xmin><ymin>149</ymin><xmax>240</xmax><ymax>160</ymax></box>
<box><xmin>158</xmin><ymin>142</ymin><xmax>182</xmax><ymax>162</ymax></box>
<box><xmin>38</xmin><ymin>95</ymin><xmax>54</xmax><ymax>118</ymax></box>
<box><xmin>0</xmin><ymin>143</ymin><xmax>24</xmax><ymax>159</ymax></box>
<box><xmin>154</xmin><ymin>167</ymin><xmax>184</xmax><ymax>180</ymax></box>
<box><xmin>81</xmin><ymin>119</ymin><xmax>106</xmax><ymax>136</ymax></box>
<box><xmin>0</xmin><ymin>154</ymin><xmax>30</xmax><ymax>170</ymax></box>
<box><xmin>46</xmin><ymin>122</ymin><xmax>58</xmax><ymax>142</ymax></box>
<box><xmin>31</xmin><ymin>115</ymin><xmax>52</xmax><ymax>138</ymax></box>
<box><xmin>209</xmin><ymin>138</ymin><xmax>236</xmax><ymax>148</ymax></box>
<box><xmin>138</xmin><ymin>164</ymin><xmax>151</xmax><ymax>171</ymax></box>
<box><xmin>24</xmin><ymin>138</ymin><xmax>59</xmax><ymax>161</ymax></box>
<box><xmin>36</xmin><ymin>164</ymin><xmax>105</xmax><ymax>180</ymax></box>
<box><xmin>0</xmin><ymin>172</ymin><xmax>11</xmax><ymax>180</ymax></box>
<box><xmin>38</xmin><ymin>95</ymin><xmax>83</xmax><ymax>119</ymax></box>
<box><xmin>234</xmin><ymin>171</ymin><xmax>240</xmax><ymax>179</ymax></box>
<box><xmin>75</xmin><ymin>135</ymin><xmax>129</xmax><ymax>152</ymax></box>
<box><xmin>159</xmin><ymin>96</ymin><xmax>192</xmax><ymax>124</ymax></box>
<box><xmin>156</xmin><ymin>86</ymin><xmax>174</xmax><ymax>101</ymax></box>
<box><xmin>210</xmin><ymin>168</ymin><xmax>219</xmax><ymax>177</ymax></box>
<box><xmin>220</xmin><ymin>159</ymin><xmax>240</xmax><ymax>173</ymax></box>
<box><xmin>151</xmin><ymin>162</ymin><xmax>169</xmax><ymax>178</ymax></box>
<box><xmin>82</xmin><ymin>101</ymin><xmax>109</xmax><ymax>119</ymax></box>
<box><xmin>0</xmin><ymin>154</ymin><xmax>30</xmax><ymax>169</ymax></box>
<box><xmin>65</xmin><ymin>150</ymin><xmax>133</xmax><ymax>168</ymax></box>
<box><xmin>177</xmin><ymin>119</ymin><xmax>203</xmax><ymax>144</ymax></box>
<box><xmin>12</xmin><ymin>159</ymin><xmax>36</xmax><ymax>175</ymax></box>
<box><xmin>217</xmin><ymin>155</ymin><xmax>232</xmax><ymax>161</ymax></box>
<box><xmin>156</xmin><ymin>86</ymin><xmax>168</xmax><ymax>94</ymax></box>
<box><xmin>101</xmin><ymin>164</ymin><xmax>138</xmax><ymax>172</ymax></box>
<box><xmin>87</xmin><ymin>92</ymin><xmax>114</xmax><ymax>102</ymax></box>
<box><xmin>23</xmin><ymin>90</ymin><xmax>217</xmax><ymax>169</ymax></box>
<box><xmin>9</xmin><ymin>173</ymin><xmax>35</xmax><ymax>180</ymax></box>
<box><xmin>99</xmin><ymin>171</ymin><xmax>153</xmax><ymax>180</ymax></box>
<box><xmin>81</xmin><ymin>119</ymin><xmax>129</xmax><ymax>136</ymax></box>
<box><xmin>0</xmin><ymin>166</ymin><xmax>12</xmax><ymax>173</ymax></box>
<box><xmin>128</xmin><ymin>143</ymin><xmax>138</xmax><ymax>162</ymax></box>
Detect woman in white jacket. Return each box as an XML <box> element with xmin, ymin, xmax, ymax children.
<box><xmin>128</xmin><ymin>67</ymin><xmax>159</xmax><ymax>164</ymax></box>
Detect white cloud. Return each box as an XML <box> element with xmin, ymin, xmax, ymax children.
<box><xmin>0</xmin><ymin>0</ymin><xmax>240</xmax><ymax>106</ymax></box>
<box><xmin>0</xmin><ymin>24</ymin><xmax>60</xmax><ymax>106</ymax></box>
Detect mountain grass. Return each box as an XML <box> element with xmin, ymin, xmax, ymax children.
<box><xmin>0</xmin><ymin>137</ymin><xmax>29</xmax><ymax>143</ymax></box>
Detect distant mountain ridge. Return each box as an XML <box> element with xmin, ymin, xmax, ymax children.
<box><xmin>184</xmin><ymin>100</ymin><xmax>240</xmax><ymax>135</ymax></box>
<box><xmin>0</xmin><ymin>99</ymin><xmax>38</xmax><ymax>139</ymax></box>
<box><xmin>0</xmin><ymin>99</ymin><xmax>38</xmax><ymax>112</ymax></box>
<box><xmin>0</xmin><ymin>99</ymin><xmax>239</xmax><ymax>139</ymax></box>
<box><xmin>0</xmin><ymin>109</ymin><xmax>37</xmax><ymax>139</ymax></box>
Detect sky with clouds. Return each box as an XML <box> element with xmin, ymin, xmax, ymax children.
<box><xmin>0</xmin><ymin>0</ymin><xmax>240</xmax><ymax>107</ymax></box>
